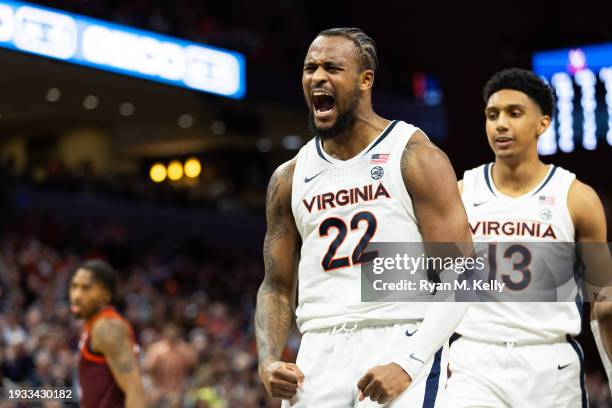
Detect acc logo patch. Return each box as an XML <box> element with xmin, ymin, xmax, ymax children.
<box><xmin>371</xmin><ymin>166</ymin><xmax>384</xmax><ymax>180</ymax></box>
<box><xmin>540</xmin><ymin>208</ymin><xmax>552</xmax><ymax>221</ymax></box>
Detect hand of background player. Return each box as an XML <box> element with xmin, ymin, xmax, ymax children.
<box><xmin>357</xmin><ymin>363</ymin><xmax>412</xmax><ymax>404</ymax></box>
<box><xmin>258</xmin><ymin>359</ymin><xmax>305</xmax><ymax>399</ymax></box>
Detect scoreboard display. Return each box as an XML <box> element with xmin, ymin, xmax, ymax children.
<box><xmin>0</xmin><ymin>0</ymin><xmax>246</xmax><ymax>99</ymax></box>
<box><xmin>533</xmin><ymin>43</ymin><xmax>612</xmax><ymax>155</ymax></box>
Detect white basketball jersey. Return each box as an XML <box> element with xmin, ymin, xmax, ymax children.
<box><xmin>458</xmin><ymin>163</ymin><xmax>581</xmax><ymax>343</ymax></box>
<box><xmin>291</xmin><ymin>120</ymin><xmax>427</xmax><ymax>332</ymax></box>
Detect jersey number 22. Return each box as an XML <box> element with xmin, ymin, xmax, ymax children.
<box><xmin>319</xmin><ymin>211</ymin><xmax>377</xmax><ymax>272</ymax></box>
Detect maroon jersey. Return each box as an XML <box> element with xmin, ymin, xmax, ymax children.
<box><xmin>78</xmin><ymin>306</ymin><xmax>137</xmax><ymax>408</ymax></box>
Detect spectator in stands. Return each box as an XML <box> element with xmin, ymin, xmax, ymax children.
<box><xmin>144</xmin><ymin>323</ymin><xmax>198</xmax><ymax>407</ymax></box>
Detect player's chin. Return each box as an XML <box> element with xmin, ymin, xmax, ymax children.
<box><xmin>493</xmin><ymin>147</ymin><xmax>516</xmax><ymax>158</ymax></box>
<box><xmin>70</xmin><ymin>306</ymin><xmax>84</xmax><ymax>318</ymax></box>
<box><xmin>314</xmin><ymin>121</ymin><xmax>336</xmax><ymax>134</ymax></box>
<box><xmin>489</xmin><ymin>143</ymin><xmax>513</xmax><ymax>157</ymax></box>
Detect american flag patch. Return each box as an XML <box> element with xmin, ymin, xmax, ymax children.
<box><xmin>370</xmin><ymin>153</ymin><xmax>389</xmax><ymax>164</ymax></box>
<box><xmin>538</xmin><ymin>195</ymin><xmax>555</xmax><ymax>205</ymax></box>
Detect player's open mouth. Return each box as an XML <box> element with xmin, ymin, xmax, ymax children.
<box><xmin>495</xmin><ymin>136</ymin><xmax>514</xmax><ymax>147</ymax></box>
<box><xmin>312</xmin><ymin>90</ymin><xmax>336</xmax><ymax>117</ymax></box>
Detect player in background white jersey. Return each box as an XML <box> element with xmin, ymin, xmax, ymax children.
<box><xmin>591</xmin><ymin>307</ymin><xmax>612</xmax><ymax>392</ymax></box>
<box><xmin>255</xmin><ymin>28</ymin><xmax>472</xmax><ymax>407</ymax></box>
<box><xmin>446</xmin><ymin>68</ymin><xmax>612</xmax><ymax>407</ymax></box>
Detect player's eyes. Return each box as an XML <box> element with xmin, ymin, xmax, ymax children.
<box><xmin>511</xmin><ymin>111</ymin><xmax>522</xmax><ymax>117</ymax></box>
<box><xmin>487</xmin><ymin>113</ymin><xmax>498</xmax><ymax>120</ymax></box>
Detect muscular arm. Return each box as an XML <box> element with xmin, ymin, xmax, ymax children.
<box><xmin>569</xmin><ymin>180</ymin><xmax>612</xmax><ymax>358</ymax></box>
<box><xmin>402</xmin><ymin>131</ymin><xmax>471</xmax><ymax>244</ymax></box>
<box><xmin>255</xmin><ymin>159</ymin><xmax>303</xmax><ymax>399</ymax></box>
<box><xmin>91</xmin><ymin>318</ymin><xmax>145</xmax><ymax>408</ymax></box>
<box><xmin>391</xmin><ymin>131</ymin><xmax>473</xmax><ymax>380</ymax></box>
<box><xmin>359</xmin><ymin>132</ymin><xmax>473</xmax><ymax>402</ymax></box>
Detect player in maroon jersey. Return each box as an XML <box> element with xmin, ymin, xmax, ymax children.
<box><xmin>69</xmin><ymin>260</ymin><xmax>145</xmax><ymax>408</ymax></box>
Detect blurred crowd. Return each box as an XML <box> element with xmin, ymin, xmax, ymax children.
<box><xmin>0</xmin><ymin>214</ymin><xmax>299</xmax><ymax>407</ymax></box>
<box><xmin>0</xmin><ymin>211</ymin><xmax>610</xmax><ymax>407</ymax></box>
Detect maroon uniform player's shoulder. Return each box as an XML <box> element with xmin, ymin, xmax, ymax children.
<box><xmin>78</xmin><ymin>307</ymin><xmax>136</xmax><ymax>408</ymax></box>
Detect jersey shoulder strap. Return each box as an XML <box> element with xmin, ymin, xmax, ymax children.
<box><xmin>461</xmin><ymin>163</ymin><xmax>490</xmax><ymax>204</ymax></box>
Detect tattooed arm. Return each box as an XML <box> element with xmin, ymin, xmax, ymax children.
<box><xmin>255</xmin><ymin>159</ymin><xmax>304</xmax><ymax>400</ymax></box>
<box><xmin>91</xmin><ymin>318</ymin><xmax>145</xmax><ymax>408</ymax></box>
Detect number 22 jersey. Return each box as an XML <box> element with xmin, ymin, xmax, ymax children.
<box><xmin>291</xmin><ymin>120</ymin><xmax>427</xmax><ymax>333</ymax></box>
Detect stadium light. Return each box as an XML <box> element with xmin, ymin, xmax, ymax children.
<box><xmin>167</xmin><ymin>160</ymin><xmax>183</xmax><ymax>181</ymax></box>
<box><xmin>46</xmin><ymin>87</ymin><xmax>60</xmax><ymax>102</ymax></box>
<box><xmin>149</xmin><ymin>163</ymin><xmax>166</xmax><ymax>183</ymax></box>
<box><xmin>184</xmin><ymin>158</ymin><xmax>201</xmax><ymax>178</ymax></box>
<box><xmin>119</xmin><ymin>102</ymin><xmax>135</xmax><ymax>116</ymax></box>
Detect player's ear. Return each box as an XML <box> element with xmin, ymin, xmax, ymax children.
<box><xmin>536</xmin><ymin>114</ymin><xmax>551</xmax><ymax>138</ymax></box>
<box><xmin>360</xmin><ymin>69</ymin><xmax>375</xmax><ymax>91</ymax></box>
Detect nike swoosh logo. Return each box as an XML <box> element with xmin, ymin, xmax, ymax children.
<box><xmin>409</xmin><ymin>353</ymin><xmax>425</xmax><ymax>365</ymax></box>
<box><xmin>473</xmin><ymin>200</ymin><xmax>490</xmax><ymax>207</ymax></box>
<box><xmin>558</xmin><ymin>363</ymin><xmax>572</xmax><ymax>370</ymax></box>
<box><xmin>405</xmin><ymin>329</ymin><xmax>417</xmax><ymax>337</ymax></box>
<box><xmin>304</xmin><ymin>171</ymin><xmax>323</xmax><ymax>183</ymax></box>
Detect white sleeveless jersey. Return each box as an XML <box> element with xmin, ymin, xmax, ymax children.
<box><xmin>457</xmin><ymin>163</ymin><xmax>581</xmax><ymax>343</ymax></box>
<box><xmin>291</xmin><ymin>120</ymin><xmax>428</xmax><ymax>332</ymax></box>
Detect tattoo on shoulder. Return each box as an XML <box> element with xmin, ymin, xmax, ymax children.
<box><xmin>94</xmin><ymin>319</ymin><xmax>135</xmax><ymax>373</ymax></box>
<box><xmin>400</xmin><ymin>142</ymin><xmax>413</xmax><ymax>175</ymax></box>
<box><xmin>263</xmin><ymin>161</ymin><xmax>297</xmax><ymax>269</ymax></box>
<box><xmin>265</xmin><ymin>161</ymin><xmax>296</xmax><ymax>216</ymax></box>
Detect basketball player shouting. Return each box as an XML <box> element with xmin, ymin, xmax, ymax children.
<box><xmin>255</xmin><ymin>27</ymin><xmax>472</xmax><ymax>407</ymax></box>
<box><xmin>446</xmin><ymin>68</ymin><xmax>611</xmax><ymax>407</ymax></box>
<box><xmin>69</xmin><ymin>260</ymin><xmax>145</xmax><ymax>408</ymax></box>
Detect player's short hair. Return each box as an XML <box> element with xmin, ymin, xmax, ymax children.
<box><xmin>318</xmin><ymin>27</ymin><xmax>378</xmax><ymax>74</ymax></box>
<box><xmin>78</xmin><ymin>259</ymin><xmax>117</xmax><ymax>303</ymax></box>
<box><xmin>483</xmin><ymin>68</ymin><xmax>555</xmax><ymax>117</ymax></box>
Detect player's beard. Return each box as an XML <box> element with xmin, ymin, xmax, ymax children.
<box><xmin>308</xmin><ymin>87</ymin><xmax>360</xmax><ymax>140</ymax></box>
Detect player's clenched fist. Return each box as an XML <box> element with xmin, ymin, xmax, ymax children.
<box><xmin>259</xmin><ymin>360</ymin><xmax>305</xmax><ymax>399</ymax></box>
<box><xmin>357</xmin><ymin>363</ymin><xmax>412</xmax><ymax>404</ymax></box>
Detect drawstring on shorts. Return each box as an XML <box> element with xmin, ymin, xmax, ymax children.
<box><xmin>331</xmin><ymin>322</ymin><xmax>359</xmax><ymax>338</ymax></box>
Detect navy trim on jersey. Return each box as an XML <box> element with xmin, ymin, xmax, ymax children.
<box><xmin>422</xmin><ymin>347</ymin><xmax>443</xmax><ymax>408</ymax></box>
<box><xmin>362</xmin><ymin>120</ymin><xmax>399</xmax><ymax>155</ymax></box>
<box><xmin>484</xmin><ymin>163</ymin><xmax>496</xmax><ymax>196</ymax></box>
<box><xmin>574</xmin><ymin>292</ymin><xmax>584</xmax><ymax>325</ymax></box>
<box><xmin>573</xmin><ymin>256</ymin><xmax>585</xmax><ymax>324</ymax></box>
<box><xmin>315</xmin><ymin>137</ymin><xmax>333</xmax><ymax>164</ymax></box>
<box><xmin>567</xmin><ymin>336</ymin><xmax>588</xmax><ymax>408</ymax></box>
<box><xmin>531</xmin><ymin>165</ymin><xmax>558</xmax><ymax>196</ymax></box>
<box><xmin>449</xmin><ymin>333</ymin><xmax>462</xmax><ymax>347</ymax></box>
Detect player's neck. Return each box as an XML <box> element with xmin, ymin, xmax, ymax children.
<box><xmin>84</xmin><ymin>305</ymin><xmax>107</xmax><ymax>325</ymax></box>
<box><xmin>492</xmin><ymin>156</ymin><xmax>549</xmax><ymax>197</ymax></box>
<box><xmin>320</xmin><ymin>112</ymin><xmax>389</xmax><ymax>161</ymax></box>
